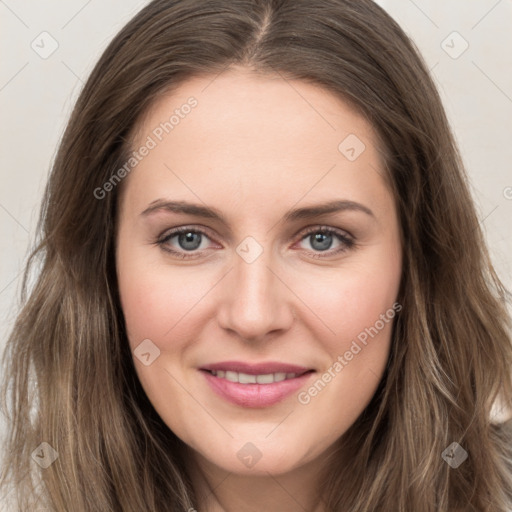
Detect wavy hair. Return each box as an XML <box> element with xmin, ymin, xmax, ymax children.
<box><xmin>1</xmin><ymin>0</ymin><xmax>511</xmax><ymax>510</ymax></box>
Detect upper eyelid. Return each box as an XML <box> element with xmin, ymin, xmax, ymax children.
<box><xmin>158</xmin><ymin>224</ymin><xmax>218</xmax><ymax>243</ymax></box>
<box><xmin>300</xmin><ymin>225</ymin><xmax>353</xmax><ymax>240</ymax></box>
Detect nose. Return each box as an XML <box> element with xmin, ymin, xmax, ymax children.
<box><xmin>216</xmin><ymin>246</ymin><xmax>295</xmax><ymax>342</ymax></box>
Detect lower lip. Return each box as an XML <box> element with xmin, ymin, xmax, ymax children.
<box><xmin>201</xmin><ymin>370</ymin><xmax>314</xmax><ymax>408</ymax></box>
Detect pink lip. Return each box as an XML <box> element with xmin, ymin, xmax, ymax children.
<box><xmin>199</xmin><ymin>361</ymin><xmax>315</xmax><ymax>408</ymax></box>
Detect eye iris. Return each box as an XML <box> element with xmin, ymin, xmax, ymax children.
<box><xmin>310</xmin><ymin>232</ymin><xmax>333</xmax><ymax>251</ymax></box>
<box><xmin>178</xmin><ymin>232</ymin><xmax>202</xmax><ymax>251</ymax></box>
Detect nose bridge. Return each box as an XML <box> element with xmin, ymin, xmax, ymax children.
<box><xmin>218</xmin><ymin>238</ymin><xmax>293</xmax><ymax>340</ymax></box>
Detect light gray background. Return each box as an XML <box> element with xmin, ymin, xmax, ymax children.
<box><xmin>1</xmin><ymin>0</ymin><xmax>511</xmax><ymax>506</ymax></box>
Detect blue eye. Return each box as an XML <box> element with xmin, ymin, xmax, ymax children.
<box><xmin>173</xmin><ymin>231</ymin><xmax>203</xmax><ymax>251</ymax></box>
<box><xmin>156</xmin><ymin>225</ymin><xmax>355</xmax><ymax>259</ymax></box>
<box><xmin>297</xmin><ymin>227</ymin><xmax>355</xmax><ymax>258</ymax></box>
<box><xmin>157</xmin><ymin>227</ymin><xmax>213</xmax><ymax>258</ymax></box>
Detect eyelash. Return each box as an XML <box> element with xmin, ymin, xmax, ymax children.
<box><xmin>155</xmin><ymin>225</ymin><xmax>355</xmax><ymax>260</ymax></box>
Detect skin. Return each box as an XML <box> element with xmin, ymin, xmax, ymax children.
<box><xmin>115</xmin><ymin>66</ymin><xmax>402</xmax><ymax>512</ymax></box>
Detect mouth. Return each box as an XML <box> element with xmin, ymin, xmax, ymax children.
<box><xmin>202</xmin><ymin>369</ymin><xmax>311</xmax><ymax>384</ymax></box>
<box><xmin>199</xmin><ymin>361</ymin><xmax>315</xmax><ymax>408</ymax></box>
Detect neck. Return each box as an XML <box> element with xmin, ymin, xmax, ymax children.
<box><xmin>184</xmin><ymin>447</ymin><xmax>328</xmax><ymax>512</ymax></box>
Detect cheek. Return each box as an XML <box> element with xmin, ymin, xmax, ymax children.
<box><xmin>291</xmin><ymin>258</ymin><xmax>401</xmax><ymax>356</ymax></box>
<box><xmin>118</xmin><ymin>238</ymin><xmax>401</xmax><ymax>349</ymax></box>
<box><xmin>118</xmin><ymin>268</ymin><xmax>181</xmax><ymax>343</ymax></box>
<box><xmin>116</xmin><ymin>249</ymin><xmax>221</xmax><ymax>352</ymax></box>
<box><xmin>291</xmin><ymin>277</ymin><xmax>399</xmax><ymax>442</ymax></box>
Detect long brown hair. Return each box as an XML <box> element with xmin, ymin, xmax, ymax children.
<box><xmin>1</xmin><ymin>0</ymin><xmax>511</xmax><ymax>510</ymax></box>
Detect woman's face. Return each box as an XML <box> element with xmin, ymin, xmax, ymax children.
<box><xmin>116</xmin><ymin>67</ymin><xmax>402</xmax><ymax>477</ymax></box>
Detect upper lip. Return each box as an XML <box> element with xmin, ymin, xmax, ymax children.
<box><xmin>200</xmin><ymin>361</ymin><xmax>313</xmax><ymax>376</ymax></box>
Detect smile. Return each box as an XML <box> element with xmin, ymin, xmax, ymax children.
<box><xmin>207</xmin><ymin>369</ymin><xmax>301</xmax><ymax>384</ymax></box>
<box><xmin>200</xmin><ymin>361</ymin><xmax>315</xmax><ymax>408</ymax></box>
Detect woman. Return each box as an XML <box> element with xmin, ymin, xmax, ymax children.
<box><xmin>1</xmin><ymin>0</ymin><xmax>511</xmax><ymax>510</ymax></box>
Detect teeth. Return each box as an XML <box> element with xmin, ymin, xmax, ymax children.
<box><xmin>209</xmin><ymin>370</ymin><xmax>299</xmax><ymax>384</ymax></box>
<box><xmin>256</xmin><ymin>374</ymin><xmax>274</xmax><ymax>384</ymax></box>
<box><xmin>239</xmin><ymin>373</ymin><xmax>257</xmax><ymax>384</ymax></box>
<box><xmin>225</xmin><ymin>371</ymin><xmax>238</xmax><ymax>382</ymax></box>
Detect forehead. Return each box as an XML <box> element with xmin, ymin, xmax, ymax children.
<box><xmin>123</xmin><ymin>68</ymin><xmax>391</xmax><ymax>219</ymax></box>
<box><xmin>134</xmin><ymin>67</ymin><xmax>381</xmax><ymax>154</ymax></box>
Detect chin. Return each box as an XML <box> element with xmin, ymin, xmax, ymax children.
<box><xmin>192</xmin><ymin>436</ymin><xmax>314</xmax><ymax>476</ymax></box>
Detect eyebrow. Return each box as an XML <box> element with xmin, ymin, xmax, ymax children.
<box><xmin>140</xmin><ymin>199</ymin><xmax>375</xmax><ymax>224</ymax></box>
